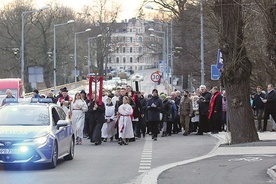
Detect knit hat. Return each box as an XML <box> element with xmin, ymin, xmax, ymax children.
<box><xmin>160</xmin><ymin>93</ymin><xmax>167</xmax><ymax>100</ymax></box>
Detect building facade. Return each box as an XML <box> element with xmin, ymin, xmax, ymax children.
<box><xmin>107</xmin><ymin>18</ymin><xmax>158</xmax><ymax>71</ymax></box>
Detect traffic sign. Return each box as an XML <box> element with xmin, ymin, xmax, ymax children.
<box><xmin>211</xmin><ymin>64</ymin><xmax>221</xmax><ymax>80</ymax></box>
<box><xmin>151</xmin><ymin>72</ymin><xmax>161</xmax><ymax>82</ymax></box>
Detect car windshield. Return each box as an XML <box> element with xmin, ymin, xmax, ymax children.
<box><xmin>0</xmin><ymin>105</ymin><xmax>50</xmax><ymax>126</ymax></box>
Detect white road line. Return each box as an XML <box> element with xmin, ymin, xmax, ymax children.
<box><xmin>140</xmin><ymin>163</ymin><xmax>151</xmax><ymax>166</ymax></box>
<box><xmin>140</xmin><ymin>160</ymin><xmax>152</xmax><ymax>163</ymax></box>
<box><xmin>139</xmin><ymin>166</ymin><xmax>151</xmax><ymax>169</ymax></box>
<box><xmin>138</xmin><ymin>136</ymin><xmax>153</xmax><ymax>173</ymax></box>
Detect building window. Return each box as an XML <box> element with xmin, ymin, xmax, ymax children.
<box><xmin>123</xmin><ymin>47</ymin><xmax>126</xmax><ymax>53</ymax></box>
<box><xmin>129</xmin><ymin>28</ymin><xmax>132</xmax><ymax>32</ymax></box>
<box><xmin>139</xmin><ymin>47</ymin><xmax>143</xmax><ymax>53</ymax></box>
<box><xmin>116</xmin><ymin>57</ymin><xmax>119</xmax><ymax>63</ymax></box>
<box><xmin>130</xmin><ymin>37</ymin><xmax>133</xmax><ymax>43</ymax></box>
<box><xmin>108</xmin><ymin>57</ymin><xmax>111</xmax><ymax>63</ymax></box>
<box><xmin>130</xmin><ymin>57</ymin><xmax>133</xmax><ymax>63</ymax></box>
<box><xmin>123</xmin><ymin>36</ymin><xmax>126</xmax><ymax>43</ymax></box>
<box><xmin>123</xmin><ymin>57</ymin><xmax>126</xmax><ymax>63</ymax></box>
<box><xmin>116</xmin><ymin>47</ymin><xmax>119</xmax><ymax>53</ymax></box>
<box><xmin>138</xmin><ymin>36</ymin><xmax>142</xmax><ymax>43</ymax></box>
<box><xmin>130</xmin><ymin>47</ymin><xmax>133</xmax><ymax>53</ymax></box>
<box><xmin>137</xmin><ymin>57</ymin><xmax>140</xmax><ymax>63</ymax></box>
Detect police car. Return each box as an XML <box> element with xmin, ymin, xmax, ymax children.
<box><xmin>0</xmin><ymin>98</ymin><xmax>75</xmax><ymax>168</ymax></box>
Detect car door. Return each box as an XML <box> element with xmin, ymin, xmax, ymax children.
<box><xmin>56</xmin><ymin>107</ymin><xmax>72</xmax><ymax>151</ymax></box>
<box><xmin>52</xmin><ymin>107</ymin><xmax>67</xmax><ymax>155</ymax></box>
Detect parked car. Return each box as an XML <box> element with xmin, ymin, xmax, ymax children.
<box><xmin>0</xmin><ymin>99</ymin><xmax>75</xmax><ymax>168</ymax></box>
<box><xmin>111</xmin><ymin>77</ymin><xmax>121</xmax><ymax>85</ymax></box>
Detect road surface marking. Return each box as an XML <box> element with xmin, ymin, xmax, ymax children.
<box><xmin>139</xmin><ymin>136</ymin><xmax>153</xmax><ymax>173</ymax></box>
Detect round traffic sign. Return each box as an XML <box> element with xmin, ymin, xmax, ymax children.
<box><xmin>151</xmin><ymin>72</ymin><xmax>161</xmax><ymax>82</ymax></box>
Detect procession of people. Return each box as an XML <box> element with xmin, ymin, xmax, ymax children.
<box><xmin>19</xmin><ymin>80</ymin><xmax>276</xmax><ymax>146</ymax></box>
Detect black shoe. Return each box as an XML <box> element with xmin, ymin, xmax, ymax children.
<box><xmin>118</xmin><ymin>138</ymin><xmax>123</xmax><ymax>145</ymax></box>
<box><xmin>110</xmin><ymin>137</ymin><xmax>113</xmax><ymax>142</ymax></box>
<box><xmin>124</xmin><ymin>139</ymin><xmax>129</xmax><ymax>145</ymax></box>
<box><xmin>153</xmin><ymin>137</ymin><xmax>157</xmax><ymax>141</ymax></box>
<box><xmin>103</xmin><ymin>138</ymin><xmax>107</xmax><ymax>142</ymax></box>
<box><xmin>183</xmin><ymin>132</ymin><xmax>188</xmax><ymax>136</ymax></box>
<box><xmin>195</xmin><ymin>132</ymin><xmax>203</xmax><ymax>135</ymax></box>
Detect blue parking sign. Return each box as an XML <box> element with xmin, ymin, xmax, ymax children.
<box><xmin>211</xmin><ymin>65</ymin><xmax>221</xmax><ymax>80</ymax></box>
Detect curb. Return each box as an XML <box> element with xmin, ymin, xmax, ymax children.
<box><xmin>267</xmin><ymin>165</ymin><xmax>276</xmax><ymax>181</ymax></box>
<box><xmin>135</xmin><ymin>135</ymin><xmax>222</xmax><ymax>184</ymax></box>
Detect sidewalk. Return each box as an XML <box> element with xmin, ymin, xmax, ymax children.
<box><xmin>136</xmin><ymin>131</ymin><xmax>276</xmax><ymax>184</ymax></box>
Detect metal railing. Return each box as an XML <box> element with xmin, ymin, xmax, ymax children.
<box><xmin>24</xmin><ymin>80</ymin><xmax>88</xmax><ymax>98</ymax></box>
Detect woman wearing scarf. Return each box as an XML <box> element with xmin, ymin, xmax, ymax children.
<box><xmin>208</xmin><ymin>86</ymin><xmax>223</xmax><ymax>134</ymax></box>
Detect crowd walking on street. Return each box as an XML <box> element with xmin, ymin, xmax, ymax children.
<box><xmin>10</xmin><ymin>82</ymin><xmax>275</xmax><ymax>147</ymax></box>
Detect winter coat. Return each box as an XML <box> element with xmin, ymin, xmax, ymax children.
<box><xmin>146</xmin><ymin>96</ymin><xmax>163</xmax><ymax>122</ymax></box>
<box><xmin>265</xmin><ymin>90</ymin><xmax>276</xmax><ymax>110</ymax></box>
<box><xmin>88</xmin><ymin>100</ymin><xmax>105</xmax><ymax>125</ymax></box>
<box><xmin>179</xmin><ymin>96</ymin><xmax>193</xmax><ymax>116</ymax></box>
<box><xmin>161</xmin><ymin>99</ymin><xmax>171</xmax><ymax>122</ymax></box>
<box><xmin>252</xmin><ymin>93</ymin><xmax>265</xmax><ymax>110</ymax></box>
<box><xmin>198</xmin><ymin>91</ymin><xmax>212</xmax><ymax>115</ymax></box>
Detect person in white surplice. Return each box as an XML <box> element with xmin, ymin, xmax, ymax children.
<box><xmin>118</xmin><ymin>96</ymin><xmax>134</xmax><ymax>145</ymax></box>
<box><xmin>101</xmin><ymin>97</ymin><xmax>117</xmax><ymax>142</ymax></box>
<box><xmin>70</xmin><ymin>93</ymin><xmax>88</xmax><ymax>145</ymax></box>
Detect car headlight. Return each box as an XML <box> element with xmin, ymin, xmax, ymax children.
<box><xmin>34</xmin><ymin>135</ymin><xmax>48</xmax><ymax>144</ymax></box>
<box><xmin>19</xmin><ymin>146</ymin><xmax>29</xmax><ymax>153</ymax></box>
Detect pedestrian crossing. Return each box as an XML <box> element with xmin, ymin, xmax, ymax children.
<box><xmin>138</xmin><ymin>136</ymin><xmax>153</xmax><ymax>173</ymax></box>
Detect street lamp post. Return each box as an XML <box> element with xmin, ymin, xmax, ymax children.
<box><xmin>53</xmin><ymin>20</ymin><xmax>74</xmax><ymax>93</ymax></box>
<box><xmin>87</xmin><ymin>34</ymin><xmax>102</xmax><ymax>74</ymax></box>
<box><xmin>200</xmin><ymin>0</ymin><xmax>205</xmax><ymax>85</ymax></box>
<box><xmin>74</xmin><ymin>28</ymin><xmax>92</xmax><ymax>83</ymax></box>
<box><xmin>21</xmin><ymin>6</ymin><xmax>49</xmax><ymax>87</ymax></box>
<box><xmin>149</xmin><ymin>28</ymin><xmax>166</xmax><ymax>81</ymax></box>
<box><xmin>170</xmin><ymin>19</ymin><xmax>174</xmax><ymax>91</ymax></box>
<box><xmin>145</xmin><ymin>5</ymin><xmax>174</xmax><ymax>92</ymax></box>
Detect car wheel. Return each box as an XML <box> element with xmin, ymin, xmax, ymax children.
<box><xmin>64</xmin><ymin>137</ymin><xmax>74</xmax><ymax>160</ymax></box>
<box><xmin>48</xmin><ymin>141</ymin><xmax>58</xmax><ymax>168</ymax></box>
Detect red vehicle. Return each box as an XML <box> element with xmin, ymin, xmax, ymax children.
<box><xmin>0</xmin><ymin>78</ymin><xmax>24</xmax><ymax>98</ymax></box>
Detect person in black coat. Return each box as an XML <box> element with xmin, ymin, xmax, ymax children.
<box><xmin>137</xmin><ymin>91</ymin><xmax>147</xmax><ymax>138</ymax></box>
<box><xmin>146</xmin><ymin>89</ymin><xmax>163</xmax><ymax>141</ymax></box>
<box><xmin>88</xmin><ymin>95</ymin><xmax>105</xmax><ymax>145</ymax></box>
<box><xmin>208</xmin><ymin>87</ymin><xmax>223</xmax><ymax>134</ymax></box>
<box><xmin>196</xmin><ymin>85</ymin><xmax>212</xmax><ymax>135</ymax></box>
<box><xmin>252</xmin><ymin>86</ymin><xmax>265</xmax><ymax>131</ymax></box>
<box><xmin>262</xmin><ymin>84</ymin><xmax>276</xmax><ymax>131</ymax></box>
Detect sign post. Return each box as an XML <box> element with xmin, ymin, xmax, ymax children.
<box><xmin>151</xmin><ymin>72</ymin><xmax>161</xmax><ymax>89</ymax></box>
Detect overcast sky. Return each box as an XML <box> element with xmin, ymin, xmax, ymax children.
<box><xmin>1</xmin><ymin>0</ymin><xmax>144</xmax><ymax>20</ymax></box>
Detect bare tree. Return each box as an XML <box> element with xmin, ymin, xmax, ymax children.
<box><xmin>83</xmin><ymin>0</ymin><xmax>122</xmax><ymax>76</ymax></box>
<box><xmin>213</xmin><ymin>0</ymin><xmax>259</xmax><ymax>144</ymax></box>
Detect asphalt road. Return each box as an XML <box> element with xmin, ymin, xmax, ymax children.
<box><xmin>0</xmin><ymin>133</ymin><xmax>218</xmax><ymax>184</ymax></box>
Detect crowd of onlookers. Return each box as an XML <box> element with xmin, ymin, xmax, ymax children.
<box><xmin>1</xmin><ymin>83</ymin><xmax>276</xmax><ymax>146</ymax></box>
